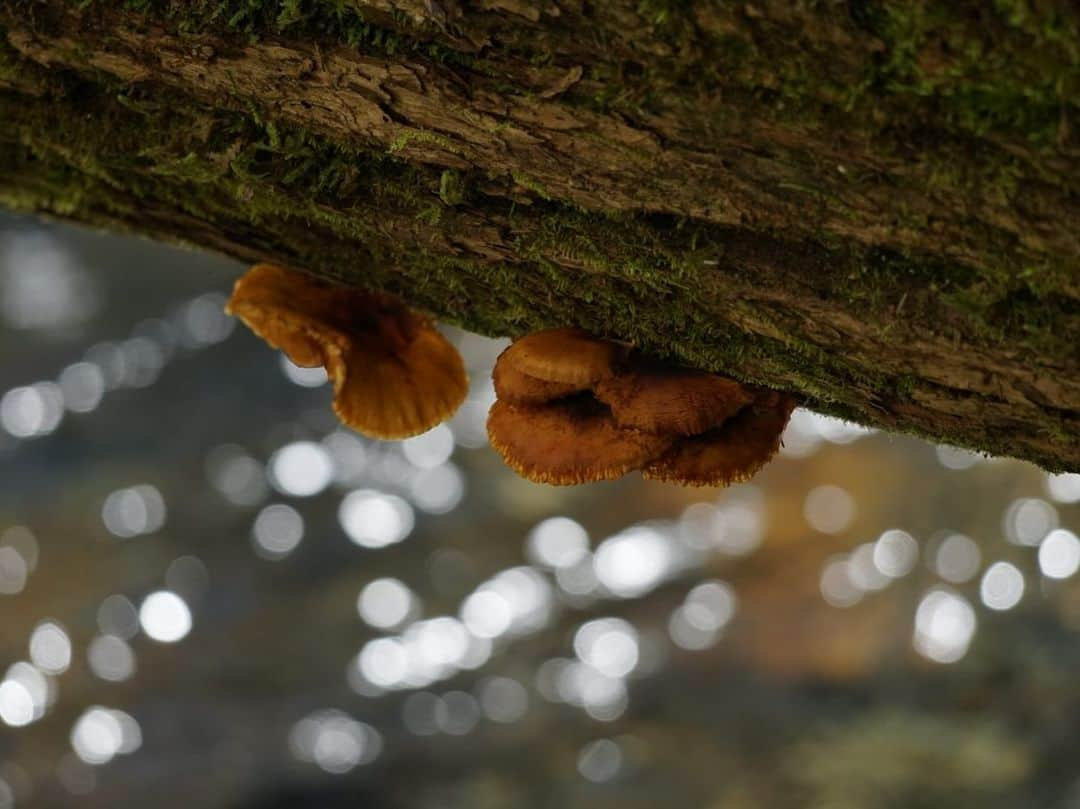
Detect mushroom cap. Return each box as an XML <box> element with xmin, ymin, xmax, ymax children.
<box><xmin>493</xmin><ymin>352</ymin><xmax>588</xmax><ymax>404</ymax></box>
<box><xmin>327</xmin><ymin>322</ymin><xmax>468</xmax><ymax>440</ymax></box>
<box><xmin>226</xmin><ymin>263</ymin><xmax>468</xmax><ymax>440</ymax></box>
<box><xmin>643</xmin><ymin>392</ymin><xmax>795</xmax><ymax>487</ymax></box>
<box><xmin>487</xmin><ymin>397</ymin><xmax>673</xmax><ymax>485</ymax></box>
<box><xmin>595</xmin><ymin>366</ymin><xmax>754</xmax><ymax>435</ymax></box>
<box><xmin>499</xmin><ymin>327</ymin><xmax>625</xmax><ymax>386</ymax></box>
<box><xmin>225</xmin><ymin>264</ymin><xmax>348</xmax><ymax>368</ymax></box>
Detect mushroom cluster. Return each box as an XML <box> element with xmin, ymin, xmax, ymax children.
<box><xmin>226</xmin><ymin>268</ymin><xmax>792</xmax><ymax>486</ymax></box>
<box><xmin>226</xmin><ymin>264</ymin><xmax>468</xmax><ymax>440</ymax></box>
<box><xmin>488</xmin><ymin>328</ymin><xmax>795</xmax><ymax>487</ymax></box>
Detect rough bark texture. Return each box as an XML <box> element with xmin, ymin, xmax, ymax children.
<box><xmin>0</xmin><ymin>1</ymin><xmax>1077</xmax><ymax>470</ymax></box>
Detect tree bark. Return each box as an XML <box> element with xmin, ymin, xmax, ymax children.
<box><xmin>1</xmin><ymin>1</ymin><xmax>1077</xmax><ymax>470</ymax></box>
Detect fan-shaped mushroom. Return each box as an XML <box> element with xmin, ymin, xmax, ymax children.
<box><xmin>226</xmin><ymin>264</ymin><xmax>467</xmax><ymax>440</ymax></box>
<box><xmin>487</xmin><ymin>397</ymin><xmax>673</xmax><ymax>485</ymax></box>
<box><xmin>496</xmin><ymin>327</ymin><xmax>626</xmax><ymax>387</ymax></box>
<box><xmin>643</xmin><ymin>392</ymin><xmax>796</xmax><ymax>486</ymax></box>
<box><xmin>486</xmin><ymin>324</ymin><xmax>796</xmax><ymax>488</ymax></box>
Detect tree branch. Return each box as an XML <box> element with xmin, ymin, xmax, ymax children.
<box><xmin>1</xmin><ymin>1</ymin><xmax>1076</xmax><ymax>470</ymax></box>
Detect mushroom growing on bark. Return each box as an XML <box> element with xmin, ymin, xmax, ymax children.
<box><xmin>492</xmin><ymin>327</ymin><xmax>628</xmax><ymax>404</ymax></box>
<box><xmin>643</xmin><ymin>391</ymin><xmax>796</xmax><ymax>487</ymax></box>
<box><xmin>487</xmin><ymin>397</ymin><xmax>673</xmax><ymax>485</ymax></box>
<box><xmin>226</xmin><ymin>264</ymin><xmax>468</xmax><ymax>439</ymax></box>
<box><xmin>492</xmin><ymin>362</ymin><xmax>585</xmax><ymax>405</ymax></box>
<box><xmin>595</xmin><ymin>364</ymin><xmax>755</xmax><ymax>436</ymax></box>
<box><xmin>496</xmin><ymin>327</ymin><xmax>627</xmax><ymax>387</ymax></box>
<box><xmin>487</xmin><ymin>328</ymin><xmax>794</xmax><ymax>487</ymax></box>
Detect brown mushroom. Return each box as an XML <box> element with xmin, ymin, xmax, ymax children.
<box><xmin>642</xmin><ymin>392</ymin><xmax>796</xmax><ymax>487</ymax></box>
<box><xmin>497</xmin><ymin>327</ymin><xmax>626</xmax><ymax>386</ymax></box>
<box><xmin>492</xmin><ymin>356</ymin><xmax>587</xmax><ymax>405</ymax></box>
<box><xmin>226</xmin><ymin>263</ymin><xmax>468</xmax><ymax>440</ymax></box>
<box><xmin>595</xmin><ymin>365</ymin><xmax>755</xmax><ymax>435</ymax></box>
<box><xmin>486</xmin><ymin>397</ymin><xmax>673</xmax><ymax>485</ymax></box>
<box><xmin>224</xmin><ymin>263</ymin><xmax>339</xmax><ymax>369</ymax></box>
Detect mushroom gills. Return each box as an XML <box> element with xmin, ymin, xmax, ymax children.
<box><xmin>595</xmin><ymin>365</ymin><xmax>754</xmax><ymax>435</ymax></box>
<box><xmin>643</xmin><ymin>393</ymin><xmax>796</xmax><ymax>486</ymax></box>
<box><xmin>487</xmin><ymin>396</ymin><xmax>673</xmax><ymax>486</ymax></box>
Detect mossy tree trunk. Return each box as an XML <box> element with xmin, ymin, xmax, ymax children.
<box><xmin>0</xmin><ymin>1</ymin><xmax>1076</xmax><ymax>470</ymax></box>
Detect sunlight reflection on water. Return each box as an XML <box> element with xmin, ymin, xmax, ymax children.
<box><xmin>1</xmin><ymin>218</ymin><xmax>1078</xmax><ymax>806</ymax></box>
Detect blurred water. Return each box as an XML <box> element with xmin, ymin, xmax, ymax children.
<box><xmin>0</xmin><ymin>212</ymin><xmax>1078</xmax><ymax>809</ymax></box>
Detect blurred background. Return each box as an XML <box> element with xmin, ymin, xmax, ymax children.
<box><xmin>0</xmin><ymin>210</ymin><xmax>1078</xmax><ymax>809</ymax></box>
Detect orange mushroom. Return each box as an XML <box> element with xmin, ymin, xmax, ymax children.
<box><xmin>595</xmin><ymin>364</ymin><xmax>754</xmax><ymax>435</ymax></box>
<box><xmin>486</xmin><ymin>397</ymin><xmax>673</xmax><ymax>485</ymax></box>
<box><xmin>642</xmin><ymin>392</ymin><xmax>796</xmax><ymax>487</ymax></box>
<box><xmin>492</xmin><ymin>358</ymin><xmax>586</xmax><ymax>405</ymax></box>
<box><xmin>496</xmin><ymin>327</ymin><xmax>626</xmax><ymax>387</ymax></box>
<box><xmin>226</xmin><ymin>263</ymin><xmax>467</xmax><ymax>440</ymax></box>
<box><xmin>487</xmin><ymin>324</ymin><xmax>796</xmax><ymax>488</ymax></box>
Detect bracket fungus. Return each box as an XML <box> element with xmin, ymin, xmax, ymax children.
<box><xmin>595</xmin><ymin>365</ymin><xmax>755</xmax><ymax>436</ymax></box>
<box><xmin>496</xmin><ymin>327</ymin><xmax>627</xmax><ymax>387</ymax></box>
<box><xmin>487</xmin><ymin>328</ymin><xmax>794</xmax><ymax>488</ymax></box>
<box><xmin>225</xmin><ymin>264</ymin><xmax>467</xmax><ymax>440</ymax></box>
<box><xmin>492</xmin><ymin>361</ymin><xmax>586</xmax><ymax>405</ymax></box>
<box><xmin>643</xmin><ymin>392</ymin><xmax>797</xmax><ymax>487</ymax></box>
<box><xmin>487</xmin><ymin>397</ymin><xmax>673</xmax><ymax>485</ymax></box>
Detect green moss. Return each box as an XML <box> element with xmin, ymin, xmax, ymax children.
<box><xmin>0</xmin><ymin>33</ymin><xmax>20</xmax><ymax>83</ymax></box>
<box><xmin>145</xmin><ymin>152</ymin><xmax>226</xmax><ymax>184</ymax></box>
<box><xmin>613</xmin><ymin>2</ymin><xmax>1077</xmax><ymax>211</ymax></box>
<box><xmin>0</xmin><ymin>50</ymin><xmax>1075</xmax><ymax>468</ymax></box>
<box><xmin>438</xmin><ymin>169</ymin><xmax>466</xmax><ymax>206</ymax></box>
<box><xmin>862</xmin><ymin>3</ymin><xmax>1077</xmax><ymax>145</ymax></box>
<box><xmin>21</xmin><ymin>0</ymin><xmax>1075</xmax><ymax>239</ymax></box>
<box><xmin>415</xmin><ymin>202</ymin><xmax>442</xmax><ymax>226</ymax></box>
<box><xmin>894</xmin><ymin>374</ymin><xmax>917</xmax><ymax>401</ymax></box>
<box><xmin>69</xmin><ymin>0</ymin><xmax>479</xmax><ymax>69</ymax></box>
<box><xmin>0</xmin><ymin>29</ymin><xmax>50</xmax><ymax>90</ymax></box>
<box><xmin>388</xmin><ymin>128</ymin><xmax>465</xmax><ymax>157</ymax></box>
<box><xmin>2</xmin><ymin>73</ymin><xmax>1071</xmax><ymax>374</ymax></box>
<box><xmin>510</xmin><ymin>171</ymin><xmax>551</xmax><ymax>202</ymax></box>
<box><xmin>57</xmin><ymin>0</ymin><xmax>1080</xmax><ymax>163</ymax></box>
